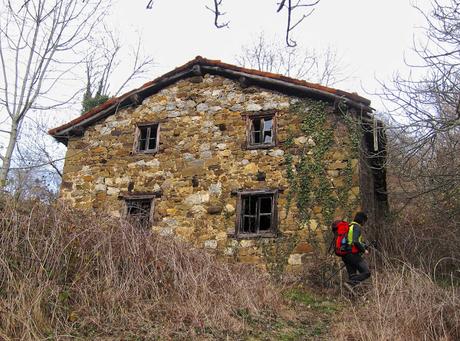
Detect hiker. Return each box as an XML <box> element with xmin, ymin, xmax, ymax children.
<box><xmin>342</xmin><ymin>211</ymin><xmax>371</xmax><ymax>288</ymax></box>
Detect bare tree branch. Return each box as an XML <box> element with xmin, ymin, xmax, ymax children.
<box><xmin>81</xmin><ymin>27</ymin><xmax>155</xmax><ymax>113</ymax></box>
<box><xmin>277</xmin><ymin>0</ymin><xmax>320</xmax><ymax>47</ymax></box>
<box><xmin>145</xmin><ymin>1</ymin><xmax>321</xmax><ymax>45</ymax></box>
<box><xmin>237</xmin><ymin>32</ymin><xmax>348</xmax><ymax>85</ymax></box>
<box><xmin>205</xmin><ymin>0</ymin><xmax>229</xmax><ymax>29</ymax></box>
<box><xmin>376</xmin><ymin>0</ymin><xmax>460</xmax><ymax>207</ymax></box>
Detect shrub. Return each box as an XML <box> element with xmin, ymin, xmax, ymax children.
<box><xmin>0</xmin><ymin>199</ymin><xmax>279</xmax><ymax>339</ymax></box>
<box><xmin>333</xmin><ymin>263</ymin><xmax>460</xmax><ymax>341</ymax></box>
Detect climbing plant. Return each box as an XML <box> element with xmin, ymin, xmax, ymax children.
<box><xmin>283</xmin><ymin>99</ymin><xmax>361</xmax><ymax>252</ymax></box>
<box><xmin>81</xmin><ymin>93</ymin><xmax>110</xmax><ymax>114</ymax></box>
<box><xmin>337</xmin><ymin>100</ymin><xmax>362</xmax><ymax>220</ymax></box>
<box><xmin>261</xmin><ymin>234</ymin><xmax>299</xmax><ymax>282</ymax></box>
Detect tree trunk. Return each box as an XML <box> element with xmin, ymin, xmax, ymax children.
<box><xmin>0</xmin><ymin>120</ymin><xmax>19</xmax><ymax>188</ymax></box>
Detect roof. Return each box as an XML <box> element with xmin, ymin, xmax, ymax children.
<box><xmin>49</xmin><ymin>56</ymin><xmax>373</xmax><ymax>144</ymax></box>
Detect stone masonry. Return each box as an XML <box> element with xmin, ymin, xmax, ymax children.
<box><xmin>57</xmin><ymin>69</ymin><xmax>364</xmax><ymax>269</ymax></box>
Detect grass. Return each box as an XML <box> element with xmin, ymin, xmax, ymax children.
<box><xmin>283</xmin><ymin>287</ymin><xmax>341</xmax><ymax>313</ymax></box>
<box><xmin>235</xmin><ymin>286</ymin><xmax>341</xmax><ymax>340</ymax></box>
<box><xmin>331</xmin><ymin>263</ymin><xmax>460</xmax><ymax>341</ymax></box>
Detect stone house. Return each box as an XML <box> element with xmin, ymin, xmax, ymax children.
<box><xmin>49</xmin><ymin>56</ymin><xmax>387</xmax><ymax>267</ymax></box>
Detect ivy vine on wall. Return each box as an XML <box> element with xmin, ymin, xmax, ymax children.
<box><xmin>283</xmin><ymin>99</ymin><xmax>361</xmax><ymax>252</ymax></box>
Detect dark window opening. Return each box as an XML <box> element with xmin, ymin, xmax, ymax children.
<box><xmin>248</xmin><ymin>115</ymin><xmax>275</xmax><ymax>148</ymax></box>
<box><xmin>137</xmin><ymin>123</ymin><xmax>159</xmax><ymax>153</ymax></box>
<box><xmin>125</xmin><ymin>198</ymin><xmax>152</xmax><ymax>228</ymax></box>
<box><xmin>238</xmin><ymin>191</ymin><xmax>277</xmax><ymax>236</ymax></box>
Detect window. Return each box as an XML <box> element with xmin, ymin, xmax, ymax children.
<box><xmin>245</xmin><ymin>113</ymin><xmax>276</xmax><ymax>149</ymax></box>
<box><xmin>125</xmin><ymin>198</ymin><xmax>153</xmax><ymax>228</ymax></box>
<box><xmin>135</xmin><ymin>123</ymin><xmax>159</xmax><ymax>153</ymax></box>
<box><xmin>236</xmin><ymin>190</ymin><xmax>278</xmax><ymax>237</ymax></box>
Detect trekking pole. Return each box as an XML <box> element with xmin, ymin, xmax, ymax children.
<box><xmin>323</xmin><ymin>263</ymin><xmax>346</xmax><ymax>286</ymax></box>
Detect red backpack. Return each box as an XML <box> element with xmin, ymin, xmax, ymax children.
<box><xmin>331</xmin><ymin>220</ymin><xmax>350</xmax><ymax>256</ymax></box>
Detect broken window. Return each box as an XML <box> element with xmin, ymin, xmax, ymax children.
<box><xmin>236</xmin><ymin>190</ymin><xmax>277</xmax><ymax>236</ymax></box>
<box><xmin>246</xmin><ymin>114</ymin><xmax>276</xmax><ymax>148</ymax></box>
<box><xmin>135</xmin><ymin>123</ymin><xmax>159</xmax><ymax>153</ymax></box>
<box><xmin>125</xmin><ymin>198</ymin><xmax>153</xmax><ymax>228</ymax></box>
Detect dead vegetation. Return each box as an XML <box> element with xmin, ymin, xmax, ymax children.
<box><xmin>327</xmin><ymin>178</ymin><xmax>460</xmax><ymax>341</ymax></box>
<box><xmin>333</xmin><ymin>262</ymin><xmax>460</xmax><ymax>341</ymax></box>
<box><xmin>0</xmin><ymin>197</ymin><xmax>458</xmax><ymax>341</ymax></box>
<box><xmin>0</xmin><ymin>199</ymin><xmax>280</xmax><ymax>339</ymax></box>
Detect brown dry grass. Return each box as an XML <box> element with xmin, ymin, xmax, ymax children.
<box><xmin>0</xmin><ymin>199</ymin><xmax>280</xmax><ymax>339</ymax></box>
<box><xmin>336</xmin><ymin>147</ymin><xmax>460</xmax><ymax>340</ymax></box>
<box><xmin>332</xmin><ymin>259</ymin><xmax>460</xmax><ymax>341</ymax></box>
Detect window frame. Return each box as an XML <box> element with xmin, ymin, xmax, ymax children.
<box><xmin>133</xmin><ymin>122</ymin><xmax>160</xmax><ymax>154</ymax></box>
<box><xmin>235</xmin><ymin>189</ymin><xmax>278</xmax><ymax>238</ymax></box>
<box><xmin>243</xmin><ymin>112</ymin><xmax>277</xmax><ymax>149</ymax></box>
<box><xmin>123</xmin><ymin>194</ymin><xmax>155</xmax><ymax>228</ymax></box>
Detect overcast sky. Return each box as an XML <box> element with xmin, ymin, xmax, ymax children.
<box><xmin>1</xmin><ymin>0</ymin><xmax>433</xmax><ymax>170</ymax></box>
<box><xmin>105</xmin><ymin>0</ymin><xmax>429</xmax><ymax>112</ymax></box>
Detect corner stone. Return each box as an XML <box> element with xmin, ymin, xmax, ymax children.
<box><xmin>288</xmin><ymin>254</ymin><xmax>303</xmax><ymax>265</ymax></box>
<box><xmin>204</xmin><ymin>240</ymin><xmax>218</xmax><ymax>249</ymax></box>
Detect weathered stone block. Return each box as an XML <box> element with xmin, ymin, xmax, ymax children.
<box><xmin>288</xmin><ymin>253</ymin><xmax>303</xmax><ymax>265</ymax></box>
<box><xmin>184</xmin><ymin>192</ymin><xmax>210</xmax><ymax>206</ymax></box>
<box><xmin>204</xmin><ymin>240</ymin><xmax>218</xmax><ymax>249</ymax></box>
<box><xmin>224</xmin><ymin>204</ymin><xmax>235</xmax><ymax>214</ymax></box>
<box><xmin>107</xmin><ymin>187</ymin><xmax>120</xmax><ymax>196</ymax></box>
<box><xmin>95</xmin><ymin>184</ymin><xmax>106</xmax><ymax>192</ymax></box>
<box><xmin>207</xmin><ymin>205</ymin><xmax>223</xmax><ymax>214</ymax></box>
<box><xmin>224</xmin><ymin>247</ymin><xmax>235</xmax><ymax>256</ymax></box>
<box><xmin>246</xmin><ymin>103</ymin><xmax>262</xmax><ymax>111</ymax></box>
<box><xmin>294</xmin><ymin>242</ymin><xmax>313</xmax><ymax>254</ymax></box>
<box><xmin>268</xmin><ymin>149</ymin><xmax>284</xmax><ymax>157</ymax></box>
<box><xmin>240</xmin><ymin>240</ymin><xmax>255</xmax><ymax>248</ymax></box>
<box><xmin>243</xmin><ymin>162</ymin><xmax>258</xmax><ymax>174</ymax></box>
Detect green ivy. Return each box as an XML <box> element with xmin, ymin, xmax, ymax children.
<box><xmin>338</xmin><ymin>102</ymin><xmax>362</xmax><ymax>220</ymax></box>
<box><xmin>81</xmin><ymin>93</ymin><xmax>110</xmax><ymax>114</ymax></box>
<box><xmin>283</xmin><ymin>99</ymin><xmax>361</xmax><ymax>252</ymax></box>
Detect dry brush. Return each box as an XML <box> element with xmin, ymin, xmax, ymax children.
<box><xmin>0</xmin><ymin>199</ymin><xmax>279</xmax><ymax>339</ymax></box>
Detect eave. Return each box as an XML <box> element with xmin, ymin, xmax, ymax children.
<box><xmin>49</xmin><ymin>56</ymin><xmax>373</xmax><ymax>145</ymax></box>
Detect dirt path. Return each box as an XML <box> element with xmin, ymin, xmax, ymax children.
<box><xmin>234</xmin><ymin>286</ymin><xmax>344</xmax><ymax>340</ymax></box>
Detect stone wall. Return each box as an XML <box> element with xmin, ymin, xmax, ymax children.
<box><xmin>60</xmin><ymin>74</ymin><xmax>360</xmax><ymax>268</ymax></box>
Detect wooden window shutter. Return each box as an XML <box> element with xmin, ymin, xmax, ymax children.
<box><xmin>132</xmin><ymin>126</ymin><xmax>141</xmax><ymax>153</ymax></box>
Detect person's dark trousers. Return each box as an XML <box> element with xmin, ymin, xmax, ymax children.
<box><xmin>341</xmin><ymin>253</ymin><xmax>371</xmax><ymax>286</ymax></box>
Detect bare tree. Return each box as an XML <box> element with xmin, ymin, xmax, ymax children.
<box><xmin>380</xmin><ymin>0</ymin><xmax>460</xmax><ymax>200</ymax></box>
<box><xmin>0</xmin><ymin>0</ymin><xmax>109</xmax><ymax>187</ymax></box>
<box><xmin>236</xmin><ymin>33</ymin><xmax>347</xmax><ymax>86</ymax></box>
<box><xmin>17</xmin><ymin>116</ymin><xmax>64</xmax><ymax>177</ymax></box>
<box><xmin>372</xmin><ymin>0</ymin><xmax>460</xmax><ymax>271</ymax></box>
<box><xmin>2</xmin><ymin>114</ymin><xmax>63</xmax><ymax>201</ymax></box>
<box><xmin>82</xmin><ymin>27</ymin><xmax>155</xmax><ymax>114</ymax></box>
